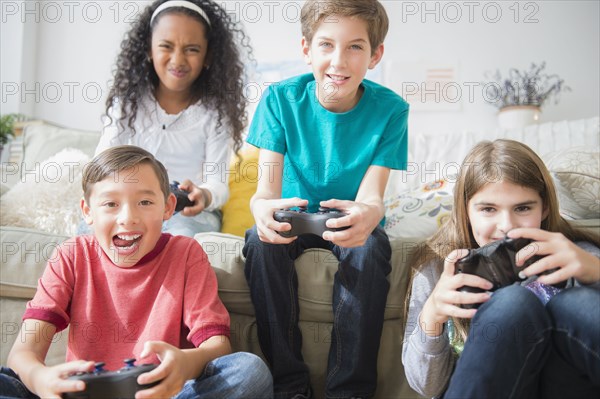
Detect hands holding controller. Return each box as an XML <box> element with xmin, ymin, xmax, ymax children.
<box><xmin>419</xmin><ymin>227</ymin><xmax>600</xmax><ymax>334</ymax></box>
<box><xmin>62</xmin><ymin>359</ymin><xmax>160</xmax><ymax>399</ymax></box>
<box><xmin>252</xmin><ymin>197</ymin><xmax>384</xmax><ymax>247</ymax></box>
<box><xmin>273</xmin><ymin>206</ymin><xmax>349</xmax><ymax>238</ymax></box>
<box><xmin>169</xmin><ymin>180</ymin><xmax>211</xmax><ymax>215</ymax></box>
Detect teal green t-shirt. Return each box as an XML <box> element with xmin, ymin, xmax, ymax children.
<box><xmin>247</xmin><ymin>73</ymin><xmax>409</xmax><ymax>212</ymax></box>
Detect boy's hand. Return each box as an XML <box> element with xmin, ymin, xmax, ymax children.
<box><xmin>253</xmin><ymin>197</ymin><xmax>309</xmax><ymax>244</ymax></box>
<box><xmin>135</xmin><ymin>341</ymin><xmax>187</xmax><ymax>399</ymax></box>
<box><xmin>320</xmin><ymin>199</ymin><xmax>380</xmax><ymax>247</ymax></box>
<box><xmin>30</xmin><ymin>360</ymin><xmax>95</xmax><ymax>399</ymax></box>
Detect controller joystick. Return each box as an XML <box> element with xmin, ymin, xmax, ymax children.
<box><xmin>62</xmin><ymin>359</ymin><xmax>161</xmax><ymax>399</ymax></box>
<box><xmin>454</xmin><ymin>237</ymin><xmax>556</xmax><ymax>309</ymax></box>
<box><xmin>169</xmin><ymin>181</ymin><xmax>195</xmax><ymax>212</ymax></box>
<box><xmin>273</xmin><ymin>207</ymin><xmax>349</xmax><ymax>238</ymax></box>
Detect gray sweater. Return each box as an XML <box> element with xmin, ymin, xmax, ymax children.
<box><xmin>401</xmin><ymin>241</ymin><xmax>600</xmax><ymax>398</ymax></box>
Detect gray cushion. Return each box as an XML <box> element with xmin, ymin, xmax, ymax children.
<box><xmin>195</xmin><ymin>232</ymin><xmax>420</xmax><ymax>322</ymax></box>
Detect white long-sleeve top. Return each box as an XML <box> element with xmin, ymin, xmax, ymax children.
<box><xmin>96</xmin><ymin>94</ymin><xmax>231</xmax><ymax>211</ymax></box>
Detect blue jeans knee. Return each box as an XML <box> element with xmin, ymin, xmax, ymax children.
<box><xmin>175</xmin><ymin>352</ymin><xmax>273</xmax><ymax>399</ymax></box>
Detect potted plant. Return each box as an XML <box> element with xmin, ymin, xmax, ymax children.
<box><xmin>0</xmin><ymin>113</ymin><xmax>26</xmax><ymax>157</ymax></box>
<box><xmin>483</xmin><ymin>62</ymin><xmax>570</xmax><ymax>129</ymax></box>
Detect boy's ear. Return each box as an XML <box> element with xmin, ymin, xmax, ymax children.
<box><xmin>368</xmin><ymin>43</ymin><xmax>385</xmax><ymax>69</ymax></box>
<box><xmin>163</xmin><ymin>193</ymin><xmax>177</xmax><ymax>220</ymax></box>
<box><xmin>301</xmin><ymin>37</ymin><xmax>312</xmax><ymax>65</ymax></box>
<box><xmin>80</xmin><ymin>198</ymin><xmax>94</xmax><ymax>225</ymax></box>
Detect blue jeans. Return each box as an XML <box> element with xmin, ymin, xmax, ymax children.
<box><xmin>443</xmin><ymin>285</ymin><xmax>600</xmax><ymax>399</ymax></box>
<box><xmin>163</xmin><ymin>210</ymin><xmax>222</xmax><ymax>237</ymax></box>
<box><xmin>0</xmin><ymin>352</ymin><xmax>273</xmax><ymax>399</ymax></box>
<box><xmin>243</xmin><ymin>226</ymin><xmax>392</xmax><ymax>399</ymax></box>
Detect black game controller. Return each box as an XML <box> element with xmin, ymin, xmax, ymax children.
<box><xmin>455</xmin><ymin>237</ymin><xmax>544</xmax><ymax>309</ymax></box>
<box><xmin>63</xmin><ymin>359</ymin><xmax>160</xmax><ymax>399</ymax></box>
<box><xmin>170</xmin><ymin>181</ymin><xmax>195</xmax><ymax>212</ymax></box>
<box><xmin>273</xmin><ymin>207</ymin><xmax>349</xmax><ymax>238</ymax></box>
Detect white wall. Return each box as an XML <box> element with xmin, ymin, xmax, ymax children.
<box><xmin>1</xmin><ymin>0</ymin><xmax>598</xmax><ymax>134</ymax></box>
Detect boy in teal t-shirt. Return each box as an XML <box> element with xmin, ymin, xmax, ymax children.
<box><xmin>243</xmin><ymin>1</ymin><xmax>409</xmax><ymax>397</ymax></box>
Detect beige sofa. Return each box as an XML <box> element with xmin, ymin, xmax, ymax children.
<box><xmin>1</xmin><ymin>118</ymin><xmax>599</xmax><ymax>398</ymax></box>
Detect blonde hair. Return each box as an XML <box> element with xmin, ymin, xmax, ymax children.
<box><xmin>405</xmin><ymin>139</ymin><xmax>600</xmax><ymax>343</ymax></box>
<box><xmin>300</xmin><ymin>0</ymin><xmax>389</xmax><ymax>55</ymax></box>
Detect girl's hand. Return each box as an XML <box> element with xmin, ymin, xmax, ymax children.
<box><xmin>178</xmin><ymin>180</ymin><xmax>209</xmax><ymax>216</ymax></box>
<box><xmin>252</xmin><ymin>197</ymin><xmax>309</xmax><ymax>244</ymax></box>
<box><xmin>509</xmin><ymin>228</ymin><xmax>600</xmax><ymax>285</ymax></box>
<box><xmin>420</xmin><ymin>250</ymin><xmax>493</xmax><ymax>336</ymax></box>
<box><xmin>135</xmin><ymin>341</ymin><xmax>187</xmax><ymax>399</ymax></box>
<box><xmin>30</xmin><ymin>360</ymin><xmax>95</xmax><ymax>399</ymax></box>
<box><xmin>319</xmin><ymin>199</ymin><xmax>381</xmax><ymax>248</ymax></box>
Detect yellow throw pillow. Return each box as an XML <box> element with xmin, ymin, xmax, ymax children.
<box><xmin>220</xmin><ymin>146</ymin><xmax>260</xmax><ymax>236</ymax></box>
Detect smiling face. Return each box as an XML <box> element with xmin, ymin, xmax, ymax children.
<box><xmin>302</xmin><ymin>15</ymin><xmax>383</xmax><ymax>113</ymax></box>
<box><xmin>467</xmin><ymin>180</ymin><xmax>548</xmax><ymax>247</ymax></box>
<box><xmin>150</xmin><ymin>12</ymin><xmax>209</xmax><ymax>101</ymax></box>
<box><xmin>81</xmin><ymin>163</ymin><xmax>176</xmax><ymax>267</ymax></box>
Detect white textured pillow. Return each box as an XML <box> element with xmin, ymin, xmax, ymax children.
<box><xmin>384</xmin><ymin>178</ymin><xmax>454</xmax><ymax>238</ymax></box>
<box><xmin>0</xmin><ymin>148</ymin><xmax>90</xmax><ymax>236</ymax></box>
<box><xmin>543</xmin><ymin>147</ymin><xmax>600</xmax><ymax>220</ymax></box>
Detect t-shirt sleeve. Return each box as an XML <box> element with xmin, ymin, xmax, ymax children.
<box><xmin>183</xmin><ymin>242</ymin><xmax>231</xmax><ymax>346</ymax></box>
<box><xmin>23</xmin><ymin>240</ymin><xmax>78</xmax><ymax>332</ymax></box>
<box><xmin>371</xmin><ymin>105</ymin><xmax>409</xmax><ymax>171</ymax></box>
<box><xmin>245</xmin><ymin>85</ymin><xmax>287</xmax><ymax>154</ymax></box>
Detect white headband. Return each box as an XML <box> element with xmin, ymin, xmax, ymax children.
<box><xmin>150</xmin><ymin>1</ymin><xmax>211</xmax><ymax>27</ymax></box>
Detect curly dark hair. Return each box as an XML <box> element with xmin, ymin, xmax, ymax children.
<box><xmin>105</xmin><ymin>0</ymin><xmax>252</xmax><ymax>155</ymax></box>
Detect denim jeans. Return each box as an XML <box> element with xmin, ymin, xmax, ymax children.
<box><xmin>162</xmin><ymin>210</ymin><xmax>222</xmax><ymax>237</ymax></box>
<box><xmin>0</xmin><ymin>352</ymin><xmax>273</xmax><ymax>399</ymax></box>
<box><xmin>443</xmin><ymin>285</ymin><xmax>600</xmax><ymax>399</ymax></box>
<box><xmin>243</xmin><ymin>226</ymin><xmax>392</xmax><ymax>399</ymax></box>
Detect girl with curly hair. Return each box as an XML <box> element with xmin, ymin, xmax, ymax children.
<box><xmin>96</xmin><ymin>0</ymin><xmax>252</xmax><ymax>237</ymax></box>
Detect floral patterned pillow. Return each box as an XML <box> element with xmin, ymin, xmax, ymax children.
<box><xmin>543</xmin><ymin>147</ymin><xmax>600</xmax><ymax>220</ymax></box>
<box><xmin>384</xmin><ymin>178</ymin><xmax>454</xmax><ymax>239</ymax></box>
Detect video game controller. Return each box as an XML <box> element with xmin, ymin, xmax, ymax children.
<box><xmin>273</xmin><ymin>207</ymin><xmax>349</xmax><ymax>237</ymax></box>
<box><xmin>455</xmin><ymin>237</ymin><xmax>544</xmax><ymax>309</ymax></box>
<box><xmin>170</xmin><ymin>181</ymin><xmax>195</xmax><ymax>212</ymax></box>
<box><xmin>63</xmin><ymin>359</ymin><xmax>160</xmax><ymax>399</ymax></box>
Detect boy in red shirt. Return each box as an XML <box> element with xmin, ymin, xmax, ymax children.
<box><xmin>1</xmin><ymin>145</ymin><xmax>272</xmax><ymax>398</ymax></box>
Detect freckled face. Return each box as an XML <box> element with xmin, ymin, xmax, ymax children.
<box><xmin>467</xmin><ymin>180</ymin><xmax>548</xmax><ymax>247</ymax></box>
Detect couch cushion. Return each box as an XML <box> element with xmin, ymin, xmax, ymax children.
<box><xmin>1</xmin><ymin>149</ymin><xmax>90</xmax><ymax>236</ymax></box>
<box><xmin>384</xmin><ymin>178</ymin><xmax>454</xmax><ymax>238</ymax></box>
<box><xmin>196</xmin><ymin>232</ymin><xmax>421</xmax><ymax>321</ymax></box>
<box><xmin>22</xmin><ymin>124</ymin><xmax>100</xmax><ymax>166</ymax></box>
<box><xmin>543</xmin><ymin>147</ymin><xmax>600</xmax><ymax>220</ymax></box>
<box><xmin>220</xmin><ymin>146</ymin><xmax>259</xmax><ymax>237</ymax></box>
<box><xmin>0</xmin><ymin>227</ymin><xmax>69</xmax><ymax>297</ymax></box>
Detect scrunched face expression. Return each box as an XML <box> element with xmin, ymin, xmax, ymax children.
<box><xmin>150</xmin><ymin>12</ymin><xmax>209</xmax><ymax>100</ymax></box>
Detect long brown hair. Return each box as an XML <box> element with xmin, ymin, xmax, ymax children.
<box><xmin>405</xmin><ymin>139</ymin><xmax>600</xmax><ymax>342</ymax></box>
